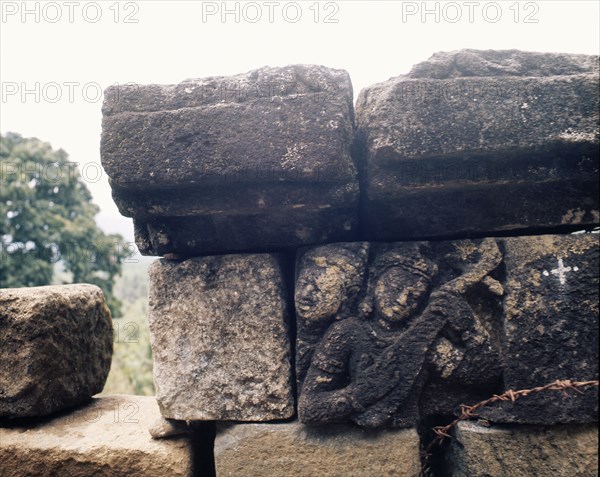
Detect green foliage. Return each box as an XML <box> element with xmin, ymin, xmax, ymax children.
<box><xmin>0</xmin><ymin>132</ymin><xmax>126</xmax><ymax>316</ymax></box>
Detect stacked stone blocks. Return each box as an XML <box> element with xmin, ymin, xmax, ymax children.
<box><xmin>1</xmin><ymin>50</ymin><xmax>598</xmax><ymax>476</ymax></box>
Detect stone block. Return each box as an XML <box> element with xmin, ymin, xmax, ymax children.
<box><xmin>101</xmin><ymin>65</ymin><xmax>358</xmax><ymax>256</ymax></box>
<box><xmin>148</xmin><ymin>254</ymin><xmax>294</xmax><ymax>421</ymax></box>
<box><xmin>479</xmin><ymin>234</ymin><xmax>599</xmax><ymax>424</ymax></box>
<box><xmin>214</xmin><ymin>421</ymin><xmax>421</xmax><ymax>477</ymax></box>
<box><xmin>0</xmin><ymin>395</ymin><xmax>192</xmax><ymax>477</ymax></box>
<box><xmin>446</xmin><ymin>421</ymin><xmax>598</xmax><ymax>477</ymax></box>
<box><xmin>0</xmin><ymin>285</ymin><xmax>113</xmax><ymax>418</ymax></box>
<box><xmin>356</xmin><ymin>49</ymin><xmax>599</xmax><ymax>240</ymax></box>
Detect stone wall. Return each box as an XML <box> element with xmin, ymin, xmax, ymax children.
<box><xmin>1</xmin><ymin>49</ymin><xmax>598</xmax><ymax>477</ymax></box>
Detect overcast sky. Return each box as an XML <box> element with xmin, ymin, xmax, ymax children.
<box><xmin>2</xmin><ymin>0</ymin><xmax>599</xmax><ymax>242</ymax></box>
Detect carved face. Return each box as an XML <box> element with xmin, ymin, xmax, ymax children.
<box><xmin>373</xmin><ymin>268</ymin><xmax>430</xmax><ymax>323</ymax></box>
<box><xmin>295</xmin><ymin>265</ymin><xmax>345</xmax><ymax>323</ymax></box>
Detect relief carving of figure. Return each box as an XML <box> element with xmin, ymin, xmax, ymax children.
<box><xmin>297</xmin><ymin>239</ymin><xmax>504</xmax><ymax>428</ymax></box>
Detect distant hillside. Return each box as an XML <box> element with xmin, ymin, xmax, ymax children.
<box><xmin>102</xmin><ymin>258</ymin><xmax>156</xmax><ymax>396</ymax></box>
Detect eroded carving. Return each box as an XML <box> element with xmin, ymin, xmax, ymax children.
<box><xmin>296</xmin><ymin>239</ymin><xmax>504</xmax><ymax>428</ymax></box>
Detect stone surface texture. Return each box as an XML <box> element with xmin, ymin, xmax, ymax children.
<box><xmin>296</xmin><ymin>239</ymin><xmax>505</xmax><ymax>428</ymax></box>
<box><xmin>356</xmin><ymin>49</ymin><xmax>600</xmax><ymax>240</ymax></box>
<box><xmin>148</xmin><ymin>416</ymin><xmax>190</xmax><ymax>439</ymax></box>
<box><xmin>295</xmin><ymin>234</ymin><xmax>598</xmax><ymax>428</ymax></box>
<box><xmin>148</xmin><ymin>254</ymin><xmax>294</xmax><ymax>421</ymax></box>
<box><xmin>101</xmin><ymin>64</ymin><xmax>358</xmax><ymax>256</ymax></box>
<box><xmin>479</xmin><ymin>234</ymin><xmax>599</xmax><ymax>424</ymax></box>
<box><xmin>214</xmin><ymin>421</ymin><xmax>421</xmax><ymax>477</ymax></box>
<box><xmin>0</xmin><ymin>395</ymin><xmax>192</xmax><ymax>477</ymax></box>
<box><xmin>0</xmin><ymin>285</ymin><xmax>113</xmax><ymax>418</ymax></box>
<box><xmin>447</xmin><ymin>421</ymin><xmax>598</xmax><ymax>477</ymax></box>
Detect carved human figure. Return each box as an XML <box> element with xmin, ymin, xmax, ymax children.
<box><xmin>295</xmin><ymin>242</ymin><xmax>369</xmax><ymax>387</ymax></box>
<box><xmin>298</xmin><ymin>240</ymin><xmax>503</xmax><ymax>428</ymax></box>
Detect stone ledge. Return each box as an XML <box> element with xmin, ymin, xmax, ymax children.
<box><xmin>214</xmin><ymin>421</ymin><xmax>421</xmax><ymax>477</ymax></box>
<box><xmin>446</xmin><ymin>421</ymin><xmax>598</xmax><ymax>477</ymax></box>
<box><xmin>0</xmin><ymin>395</ymin><xmax>193</xmax><ymax>477</ymax></box>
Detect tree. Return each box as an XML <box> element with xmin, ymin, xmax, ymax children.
<box><xmin>0</xmin><ymin>132</ymin><xmax>127</xmax><ymax>317</ymax></box>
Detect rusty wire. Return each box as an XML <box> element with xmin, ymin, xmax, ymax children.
<box><xmin>419</xmin><ymin>379</ymin><xmax>599</xmax><ymax>477</ymax></box>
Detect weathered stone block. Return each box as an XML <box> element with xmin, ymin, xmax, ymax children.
<box><xmin>0</xmin><ymin>395</ymin><xmax>192</xmax><ymax>477</ymax></box>
<box><xmin>214</xmin><ymin>421</ymin><xmax>421</xmax><ymax>477</ymax></box>
<box><xmin>101</xmin><ymin>65</ymin><xmax>358</xmax><ymax>256</ymax></box>
<box><xmin>148</xmin><ymin>254</ymin><xmax>294</xmax><ymax>421</ymax></box>
<box><xmin>356</xmin><ymin>49</ymin><xmax>599</xmax><ymax>240</ymax></box>
<box><xmin>295</xmin><ymin>234</ymin><xmax>598</xmax><ymax>428</ymax></box>
<box><xmin>0</xmin><ymin>285</ymin><xmax>113</xmax><ymax>418</ymax></box>
<box><xmin>446</xmin><ymin>421</ymin><xmax>598</xmax><ymax>477</ymax></box>
<box><xmin>479</xmin><ymin>234</ymin><xmax>599</xmax><ymax>424</ymax></box>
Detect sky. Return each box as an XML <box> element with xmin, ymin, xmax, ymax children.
<box><xmin>1</xmin><ymin>0</ymin><xmax>599</xmax><ymax>243</ymax></box>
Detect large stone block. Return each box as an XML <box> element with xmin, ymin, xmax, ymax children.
<box><xmin>446</xmin><ymin>421</ymin><xmax>598</xmax><ymax>477</ymax></box>
<box><xmin>0</xmin><ymin>285</ymin><xmax>113</xmax><ymax>418</ymax></box>
<box><xmin>295</xmin><ymin>234</ymin><xmax>598</xmax><ymax>428</ymax></box>
<box><xmin>214</xmin><ymin>421</ymin><xmax>421</xmax><ymax>477</ymax></box>
<box><xmin>148</xmin><ymin>254</ymin><xmax>294</xmax><ymax>421</ymax></box>
<box><xmin>0</xmin><ymin>395</ymin><xmax>193</xmax><ymax>477</ymax></box>
<box><xmin>101</xmin><ymin>65</ymin><xmax>358</xmax><ymax>256</ymax></box>
<box><xmin>356</xmin><ymin>49</ymin><xmax>599</xmax><ymax>240</ymax></box>
<box><xmin>479</xmin><ymin>234</ymin><xmax>599</xmax><ymax>424</ymax></box>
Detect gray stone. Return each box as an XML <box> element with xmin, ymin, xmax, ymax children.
<box><xmin>0</xmin><ymin>395</ymin><xmax>193</xmax><ymax>477</ymax></box>
<box><xmin>296</xmin><ymin>240</ymin><xmax>504</xmax><ymax>428</ymax></box>
<box><xmin>148</xmin><ymin>254</ymin><xmax>294</xmax><ymax>421</ymax></box>
<box><xmin>446</xmin><ymin>421</ymin><xmax>598</xmax><ymax>477</ymax></box>
<box><xmin>479</xmin><ymin>234</ymin><xmax>599</xmax><ymax>424</ymax></box>
<box><xmin>0</xmin><ymin>285</ymin><xmax>113</xmax><ymax>418</ymax></box>
<box><xmin>407</xmin><ymin>49</ymin><xmax>598</xmax><ymax>79</ymax></box>
<box><xmin>101</xmin><ymin>65</ymin><xmax>358</xmax><ymax>256</ymax></box>
<box><xmin>356</xmin><ymin>49</ymin><xmax>599</xmax><ymax>240</ymax></box>
<box><xmin>214</xmin><ymin>421</ymin><xmax>421</xmax><ymax>477</ymax></box>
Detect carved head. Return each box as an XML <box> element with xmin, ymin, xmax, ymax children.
<box><xmin>295</xmin><ymin>243</ymin><xmax>369</xmax><ymax>324</ymax></box>
<box><xmin>369</xmin><ymin>250</ymin><xmax>438</xmax><ymax>323</ymax></box>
